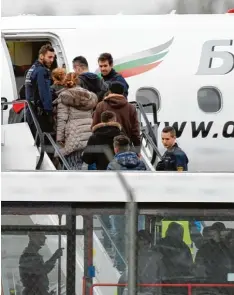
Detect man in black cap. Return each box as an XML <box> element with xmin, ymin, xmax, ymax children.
<box><xmin>19</xmin><ymin>232</ymin><xmax>63</xmax><ymax>295</ymax></box>
<box><xmin>92</xmin><ymin>81</ymin><xmax>141</xmax><ymax>153</ymax></box>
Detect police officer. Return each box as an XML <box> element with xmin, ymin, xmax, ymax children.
<box><xmin>25</xmin><ymin>44</ymin><xmax>55</xmax><ymax>135</ymax></box>
<box><xmin>19</xmin><ymin>232</ymin><xmax>63</xmax><ymax>295</ymax></box>
<box><xmin>156</xmin><ymin>126</ymin><xmax>189</xmax><ymax>171</ymax></box>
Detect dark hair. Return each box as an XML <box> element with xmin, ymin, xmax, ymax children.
<box><xmin>138</xmin><ymin>230</ymin><xmax>152</xmax><ymax>243</ymax></box>
<box><xmin>166</xmin><ymin>222</ymin><xmax>184</xmax><ymax>240</ymax></box>
<box><xmin>64</xmin><ymin>72</ymin><xmax>79</xmax><ymax>88</ymax></box>
<box><xmin>113</xmin><ymin>135</ymin><xmax>130</xmax><ymax>152</ymax></box>
<box><xmin>109</xmin><ymin>81</ymin><xmax>124</xmax><ymax>95</ymax></box>
<box><xmin>98</xmin><ymin>53</ymin><xmax>113</xmax><ymax>65</ymax></box>
<box><xmin>39</xmin><ymin>44</ymin><xmax>55</xmax><ymax>56</ymax></box>
<box><xmin>162</xmin><ymin>126</ymin><xmax>176</xmax><ymax>137</ymax></box>
<box><xmin>72</xmin><ymin>56</ymin><xmax>88</xmax><ymax>68</ymax></box>
<box><xmin>101</xmin><ymin>111</ymin><xmax>116</xmax><ymax>123</ymax></box>
<box><xmin>211</xmin><ymin>222</ymin><xmax>226</xmax><ymax>233</ymax></box>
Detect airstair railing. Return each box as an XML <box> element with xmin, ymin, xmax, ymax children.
<box><xmin>90</xmin><ymin>283</ymin><xmax>234</xmax><ymax>295</ymax></box>
<box><xmin>97</xmin><ymin>215</ymin><xmax>127</xmax><ymax>268</ymax></box>
<box><xmin>43</xmin><ymin>132</ymin><xmax>71</xmax><ymax>170</ymax></box>
<box><xmin>142</xmin><ymin>131</ymin><xmax>162</xmax><ymax>161</ymax></box>
<box><xmin>130</xmin><ymin>101</ymin><xmax>158</xmax><ymax>144</ymax></box>
<box><xmin>130</xmin><ymin>101</ymin><xmax>162</xmax><ymax>166</ymax></box>
<box><xmin>1</xmin><ymin>99</ymin><xmax>45</xmax><ymax>170</ymax></box>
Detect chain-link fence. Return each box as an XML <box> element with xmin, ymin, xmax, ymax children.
<box><xmin>1</xmin><ymin>203</ymin><xmax>234</xmax><ymax>295</ymax></box>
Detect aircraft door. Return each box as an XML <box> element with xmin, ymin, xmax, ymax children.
<box><xmin>50</xmin><ymin>39</ymin><xmax>67</xmax><ymax>69</ymax></box>
<box><xmin>1</xmin><ymin>33</ymin><xmax>18</xmax><ymax>125</ymax></box>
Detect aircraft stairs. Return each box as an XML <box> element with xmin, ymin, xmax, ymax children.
<box><xmin>1</xmin><ymin>99</ymin><xmax>162</xmax><ymax>295</ymax></box>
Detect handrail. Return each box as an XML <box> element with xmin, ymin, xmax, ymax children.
<box><xmin>130</xmin><ymin>101</ymin><xmax>158</xmax><ymax>126</ymax></box>
<box><xmin>142</xmin><ymin>131</ymin><xmax>162</xmax><ymax>161</ymax></box>
<box><xmin>44</xmin><ymin>132</ymin><xmax>71</xmax><ymax>170</ymax></box>
<box><xmin>1</xmin><ymin>99</ymin><xmax>45</xmax><ymax>170</ymax></box>
<box><xmin>137</xmin><ymin>102</ymin><xmax>158</xmax><ymax>147</ymax></box>
<box><xmin>130</xmin><ymin>101</ymin><xmax>162</xmax><ymax>165</ymax></box>
<box><xmin>90</xmin><ymin>283</ymin><xmax>234</xmax><ymax>295</ymax></box>
<box><xmin>97</xmin><ymin>215</ymin><xmax>127</xmax><ymax>267</ymax></box>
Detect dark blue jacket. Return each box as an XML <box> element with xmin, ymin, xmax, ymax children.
<box><xmin>25</xmin><ymin>61</ymin><xmax>52</xmax><ymax>111</ymax></box>
<box><xmin>107</xmin><ymin>152</ymin><xmax>146</xmax><ymax>171</ymax></box>
<box><xmin>156</xmin><ymin>143</ymin><xmax>188</xmax><ymax>171</ymax></box>
<box><xmin>102</xmin><ymin>69</ymin><xmax>129</xmax><ymax>98</ymax></box>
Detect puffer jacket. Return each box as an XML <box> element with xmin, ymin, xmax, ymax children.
<box><xmin>56</xmin><ymin>86</ymin><xmax>97</xmax><ymax>156</ymax></box>
<box><xmin>107</xmin><ymin>152</ymin><xmax>146</xmax><ymax>171</ymax></box>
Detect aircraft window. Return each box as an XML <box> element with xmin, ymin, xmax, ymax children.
<box><xmin>197</xmin><ymin>87</ymin><xmax>222</xmax><ymax>113</ymax></box>
<box><xmin>136</xmin><ymin>87</ymin><xmax>160</xmax><ymax>113</ymax></box>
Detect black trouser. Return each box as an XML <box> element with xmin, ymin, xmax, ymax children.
<box><xmin>26</xmin><ymin>106</ymin><xmax>54</xmax><ymax>146</ymax></box>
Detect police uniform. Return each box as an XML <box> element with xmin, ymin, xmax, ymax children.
<box><xmin>156</xmin><ymin>143</ymin><xmax>188</xmax><ymax>171</ymax></box>
<box><xmin>19</xmin><ymin>245</ymin><xmax>53</xmax><ymax>295</ymax></box>
<box><xmin>25</xmin><ymin>60</ymin><xmax>53</xmax><ymax>133</ymax></box>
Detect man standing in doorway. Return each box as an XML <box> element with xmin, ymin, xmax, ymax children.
<box><xmin>98</xmin><ymin>53</ymin><xmax>129</xmax><ymax>98</ymax></box>
<box><xmin>156</xmin><ymin>126</ymin><xmax>189</xmax><ymax>171</ymax></box>
<box><xmin>25</xmin><ymin>44</ymin><xmax>55</xmax><ymax>135</ymax></box>
<box><xmin>73</xmin><ymin>56</ymin><xmax>108</xmax><ymax>101</ymax></box>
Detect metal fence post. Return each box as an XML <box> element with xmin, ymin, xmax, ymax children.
<box><xmin>126</xmin><ymin>200</ymin><xmax>138</xmax><ymax>295</ymax></box>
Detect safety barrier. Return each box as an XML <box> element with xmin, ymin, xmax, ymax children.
<box><xmin>90</xmin><ymin>283</ymin><xmax>234</xmax><ymax>295</ymax></box>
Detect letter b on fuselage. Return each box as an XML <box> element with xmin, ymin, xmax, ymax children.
<box><xmin>197</xmin><ymin>40</ymin><xmax>234</xmax><ymax>75</ymax></box>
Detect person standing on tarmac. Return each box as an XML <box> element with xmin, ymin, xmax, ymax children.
<box><xmin>25</xmin><ymin>44</ymin><xmax>55</xmax><ymax>135</ymax></box>
<box><xmin>19</xmin><ymin>232</ymin><xmax>63</xmax><ymax>295</ymax></box>
<box><xmin>98</xmin><ymin>53</ymin><xmax>129</xmax><ymax>98</ymax></box>
<box><xmin>72</xmin><ymin>56</ymin><xmax>108</xmax><ymax>102</ymax></box>
<box><xmin>156</xmin><ymin>126</ymin><xmax>189</xmax><ymax>171</ymax></box>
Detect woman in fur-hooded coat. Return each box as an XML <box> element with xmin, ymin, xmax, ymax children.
<box><xmin>56</xmin><ymin>72</ymin><xmax>97</xmax><ymax>169</ymax></box>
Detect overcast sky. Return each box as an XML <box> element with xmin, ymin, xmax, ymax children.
<box><xmin>2</xmin><ymin>0</ymin><xmax>234</xmax><ymax>16</ymax></box>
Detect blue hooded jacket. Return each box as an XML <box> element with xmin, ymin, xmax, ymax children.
<box><xmin>107</xmin><ymin>152</ymin><xmax>146</xmax><ymax>171</ymax></box>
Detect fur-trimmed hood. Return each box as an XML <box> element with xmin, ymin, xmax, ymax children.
<box><xmin>57</xmin><ymin>86</ymin><xmax>97</xmax><ymax>111</ymax></box>
<box><xmin>82</xmin><ymin>120</ymin><xmax>122</xmax><ymax>170</ymax></box>
<box><xmin>103</xmin><ymin>93</ymin><xmax>127</xmax><ymax>109</ymax></box>
<box><xmin>92</xmin><ymin>121</ymin><xmax>121</xmax><ymax>133</ymax></box>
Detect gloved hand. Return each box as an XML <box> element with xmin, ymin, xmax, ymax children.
<box><xmin>53</xmin><ymin>247</ymin><xmax>64</xmax><ymax>260</ymax></box>
<box><xmin>44</xmin><ymin>110</ymin><xmax>54</xmax><ymax>129</ymax></box>
<box><xmin>156</xmin><ymin>160</ymin><xmax>165</xmax><ymax>171</ymax></box>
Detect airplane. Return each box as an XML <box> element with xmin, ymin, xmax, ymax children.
<box><xmin>1</xmin><ymin>12</ymin><xmax>234</xmax><ymax>172</ymax></box>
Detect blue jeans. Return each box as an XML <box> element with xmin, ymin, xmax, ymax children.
<box><xmin>88</xmin><ymin>163</ymin><xmax>97</xmax><ymax>170</ymax></box>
